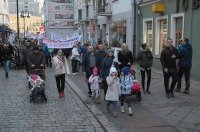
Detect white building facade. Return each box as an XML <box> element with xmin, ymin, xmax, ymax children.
<box><xmin>0</xmin><ymin>0</ymin><xmax>9</xmax><ymax>26</ymax></box>
<box><xmin>8</xmin><ymin>0</ymin><xmax>40</xmax><ymax>16</ymax></box>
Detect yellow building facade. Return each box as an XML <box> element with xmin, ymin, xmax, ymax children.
<box><xmin>8</xmin><ymin>14</ymin><xmax>42</xmax><ymax>36</ymax></box>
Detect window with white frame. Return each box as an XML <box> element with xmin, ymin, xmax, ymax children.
<box><xmin>143</xmin><ymin>18</ymin><xmax>153</xmax><ymax>51</ymax></box>
<box><xmin>171</xmin><ymin>13</ymin><xmax>184</xmax><ymax>47</ymax></box>
<box><xmin>155</xmin><ymin>16</ymin><xmax>168</xmax><ymax>55</ymax></box>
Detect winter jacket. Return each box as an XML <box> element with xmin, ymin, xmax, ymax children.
<box><xmin>100</xmin><ymin>56</ymin><xmax>119</xmax><ymax>80</ymax></box>
<box><xmin>22</xmin><ymin>45</ymin><xmax>33</xmax><ymax>61</ymax></box>
<box><xmin>70</xmin><ymin>47</ymin><xmax>80</xmax><ymax>61</ymax></box>
<box><xmin>119</xmin><ymin>74</ymin><xmax>134</xmax><ymax>95</ymax></box>
<box><xmin>105</xmin><ymin>76</ymin><xmax>121</xmax><ymax>101</ymax></box>
<box><xmin>41</xmin><ymin>43</ymin><xmax>50</xmax><ymax>56</ymax></box>
<box><xmin>160</xmin><ymin>46</ymin><xmax>179</xmax><ymax>70</ymax></box>
<box><xmin>0</xmin><ymin>45</ymin><xmax>13</xmax><ymax>61</ymax></box>
<box><xmin>95</xmin><ymin>50</ymin><xmax>107</xmax><ymax>69</ymax></box>
<box><xmin>137</xmin><ymin>49</ymin><xmax>153</xmax><ymax>68</ymax></box>
<box><xmin>118</xmin><ymin>51</ymin><xmax>134</xmax><ymax>66</ymax></box>
<box><xmin>88</xmin><ymin>75</ymin><xmax>101</xmax><ymax>91</ymax></box>
<box><xmin>27</xmin><ymin>51</ymin><xmax>46</xmax><ymax>69</ymax></box>
<box><xmin>52</xmin><ymin>55</ymin><xmax>70</xmax><ymax>76</ymax></box>
<box><xmin>178</xmin><ymin>43</ymin><xmax>192</xmax><ymax>68</ymax></box>
<box><xmin>82</xmin><ymin>52</ymin><xmax>98</xmax><ymax>77</ymax></box>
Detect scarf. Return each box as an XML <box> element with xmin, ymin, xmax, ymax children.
<box><xmin>57</xmin><ymin>55</ymin><xmax>64</xmax><ymax>69</ymax></box>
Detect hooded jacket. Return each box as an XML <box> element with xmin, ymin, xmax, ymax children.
<box><xmin>178</xmin><ymin>43</ymin><xmax>192</xmax><ymax>68</ymax></box>
<box><xmin>119</xmin><ymin>74</ymin><xmax>134</xmax><ymax>95</ymax></box>
<box><xmin>137</xmin><ymin>48</ymin><xmax>153</xmax><ymax>68</ymax></box>
<box><xmin>88</xmin><ymin>75</ymin><xmax>101</xmax><ymax>91</ymax></box>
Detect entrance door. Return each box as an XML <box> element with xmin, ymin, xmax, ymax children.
<box><xmin>175</xmin><ymin>17</ymin><xmax>183</xmax><ymax>47</ymax></box>
<box><xmin>159</xmin><ymin>19</ymin><xmax>167</xmax><ymax>54</ymax></box>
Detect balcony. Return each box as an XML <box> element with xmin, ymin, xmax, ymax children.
<box><xmin>97</xmin><ymin>0</ymin><xmax>112</xmax><ymax>16</ymax></box>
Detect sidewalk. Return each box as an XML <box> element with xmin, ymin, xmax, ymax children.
<box><xmin>66</xmin><ymin>64</ymin><xmax>200</xmax><ymax>132</ymax></box>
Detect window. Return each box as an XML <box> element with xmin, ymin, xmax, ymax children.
<box><xmin>86</xmin><ymin>5</ymin><xmax>89</xmax><ymax>18</ymax></box>
<box><xmin>171</xmin><ymin>13</ymin><xmax>184</xmax><ymax>47</ymax></box>
<box><xmin>78</xmin><ymin>9</ymin><xmax>82</xmax><ymax>20</ymax></box>
<box><xmin>143</xmin><ymin>18</ymin><xmax>153</xmax><ymax>51</ymax></box>
<box><xmin>155</xmin><ymin>16</ymin><xmax>168</xmax><ymax>55</ymax></box>
<box><xmin>109</xmin><ymin>20</ymin><xmax>127</xmax><ymax>48</ymax></box>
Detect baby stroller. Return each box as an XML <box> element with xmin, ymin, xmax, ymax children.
<box><xmin>131</xmin><ymin>79</ymin><xmax>142</xmax><ymax>101</ymax></box>
<box><xmin>29</xmin><ymin>73</ymin><xmax>47</xmax><ymax>103</ymax></box>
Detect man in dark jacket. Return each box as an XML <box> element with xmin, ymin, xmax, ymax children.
<box><xmin>175</xmin><ymin>38</ymin><xmax>192</xmax><ymax>94</ymax></box>
<box><xmin>22</xmin><ymin>40</ymin><xmax>33</xmax><ymax>75</ymax></box>
<box><xmin>160</xmin><ymin>38</ymin><xmax>179</xmax><ymax>98</ymax></box>
<box><xmin>27</xmin><ymin>46</ymin><xmax>46</xmax><ymax>80</ymax></box>
<box><xmin>82</xmin><ymin>45</ymin><xmax>98</xmax><ymax>97</ymax></box>
<box><xmin>95</xmin><ymin>43</ymin><xmax>107</xmax><ymax>70</ymax></box>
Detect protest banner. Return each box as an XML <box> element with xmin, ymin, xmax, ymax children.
<box><xmin>42</xmin><ymin>35</ymin><xmax>82</xmax><ymax>49</ymax></box>
<box><xmin>51</xmin><ymin>32</ymin><xmax>68</xmax><ymax>41</ymax></box>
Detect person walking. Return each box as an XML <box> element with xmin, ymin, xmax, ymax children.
<box><xmin>160</xmin><ymin>38</ymin><xmax>179</xmax><ymax>98</ymax></box>
<box><xmin>96</xmin><ymin>43</ymin><xmax>107</xmax><ymax>70</ymax></box>
<box><xmin>0</xmin><ymin>42</ymin><xmax>13</xmax><ymax>78</ymax></box>
<box><xmin>137</xmin><ymin>43</ymin><xmax>153</xmax><ymax>94</ymax></box>
<box><xmin>71</xmin><ymin>43</ymin><xmax>80</xmax><ymax>75</ymax></box>
<box><xmin>39</xmin><ymin>39</ymin><xmax>51</xmax><ymax>67</ymax></box>
<box><xmin>106</xmin><ymin>66</ymin><xmax>121</xmax><ymax>117</ymax></box>
<box><xmin>82</xmin><ymin>45</ymin><xmax>97</xmax><ymax>97</ymax></box>
<box><xmin>117</xmin><ymin>43</ymin><xmax>134</xmax><ymax>70</ymax></box>
<box><xmin>22</xmin><ymin>40</ymin><xmax>33</xmax><ymax>75</ymax></box>
<box><xmin>175</xmin><ymin>38</ymin><xmax>192</xmax><ymax>94</ymax></box>
<box><xmin>52</xmin><ymin>49</ymin><xmax>70</xmax><ymax>98</ymax></box>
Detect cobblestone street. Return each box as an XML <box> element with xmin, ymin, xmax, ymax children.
<box><xmin>0</xmin><ymin>67</ymin><xmax>105</xmax><ymax>132</ymax></box>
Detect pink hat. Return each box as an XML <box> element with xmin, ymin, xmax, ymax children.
<box><xmin>31</xmin><ymin>74</ymin><xmax>38</xmax><ymax>80</ymax></box>
<box><xmin>93</xmin><ymin>67</ymin><xmax>98</xmax><ymax>74</ymax></box>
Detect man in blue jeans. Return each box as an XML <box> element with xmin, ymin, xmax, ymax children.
<box><xmin>175</xmin><ymin>38</ymin><xmax>193</xmax><ymax>94</ymax></box>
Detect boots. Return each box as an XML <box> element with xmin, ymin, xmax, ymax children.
<box><xmin>129</xmin><ymin>107</ymin><xmax>132</xmax><ymax>116</ymax></box>
<box><xmin>95</xmin><ymin>96</ymin><xmax>100</xmax><ymax>104</ymax></box>
<box><xmin>121</xmin><ymin>106</ymin><xmax>125</xmax><ymax>113</ymax></box>
<box><xmin>6</xmin><ymin>72</ymin><xmax>8</xmax><ymax>78</ymax></box>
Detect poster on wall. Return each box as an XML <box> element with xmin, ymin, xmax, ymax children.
<box><xmin>48</xmin><ymin>0</ymin><xmax>73</xmax><ymax>28</ymax></box>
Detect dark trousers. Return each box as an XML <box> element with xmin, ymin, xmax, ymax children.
<box><xmin>55</xmin><ymin>74</ymin><xmax>65</xmax><ymax>93</ymax></box>
<box><xmin>86</xmin><ymin>68</ymin><xmax>94</xmax><ymax>95</ymax></box>
<box><xmin>46</xmin><ymin>55</ymin><xmax>52</xmax><ymax>67</ymax></box>
<box><xmin>121</xmin><ymin>94</ymin><xmax>131</xmax><ymax>107</ymax></box>
<box><xmin>177</xmin><ymin>67</ymin><xmax>191</xmax><ymax>90</ymax></box>
<box><xmin>163</xmin><ymin>69</ymin><xmax>177</xmax><ymax>95</ymax></box>
<box><xmin>72</xmin><ymin>60</ymin><xmax>78</xmax><ymax>73</ymax></box>
<box><xmin>140</xmin><ymin>68</ymin><xmax>151</xmax><ymax>90</ymax></box>
<box><xmin>24</xmin><ymin>61</ymin><xmax>30</xmax><ymax>75</ymax></box>
<box><xmin>102</xmin><ymin>80</ymin><xmax>108</xmax><ymax>96</ymax></box>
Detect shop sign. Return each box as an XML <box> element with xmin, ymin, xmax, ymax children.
<box><xmin>176</xmin><ymin>0</ymin><xmax>200</xmax><ymax>12</ymax></box>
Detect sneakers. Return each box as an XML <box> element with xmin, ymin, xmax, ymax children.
<box><xmin>170</xmin><ymin>92</ymin><xmax>175</xmax><ymax>98</ymax></box>
<box><xmin>183</xmin><ymin>90</ymin><xmax>189</xmax><ymax>94</ymax></box>
<box><xmin>129</xmin><ymin>107</ymin><xmax>133</xmax><ymax>116</ymax></box>
<box><xmin>146</xmin><ymin>90</ymin><xmax>151</xmax><ymax>94</ymax></box>
<box><xmin>61</xmin><ymin>91</ymin><xmax>65</xmax><ymax>97</ymax></box>
<box><xmin>113</xmin><ymin>111</ymin><xmax>117</xmax><ymax>117</ymax></box>
<box><xmin>142</xmin><ymin>88</ymin><xmax>146</xmax><ymax>94</ymax></box>
<box><xmin>166</xmin><ymin>94</ymin><xmax>170</xmax><ymax>98</ymax></box>
<box><xmin>121</xmin><ymin>106</ymin><xmax>125</xmax><ymax>113</ymax></box>
<box><xmin>174</xmin><ymin>88</ymin><xmax>181</xmax><ymax>92</ymax></box>
<box><xmin>75</xmin><ymin>72</ymin><xmax>77</xmax><ymax>75</ymax></box>
<box><xmin>59</xmin><ymin>92</ymin><xmax>62</xmax><ymax>98</ymax></box>
<box><xmin>73</xmin><ymin>73</ymin><xmax>75</xmax><ymax>76</ymax></box>
<box><xmin>95</xmin><ymin>96</ymin><xmax>100</xmax><ymax>104</ymax></box>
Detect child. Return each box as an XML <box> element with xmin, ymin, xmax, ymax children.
<box><xmin>105</xmin><ymin>66</ymin><xmax>121</xmax><ymax>117</ymax></box>
<box><xmin>88</xmin><ymin>67</ymin><xmax>101</xmax><ymax>104</ymax></box>
<box><xmin>119</xmin><ymin>67</ymin><xmax>134</xmax><ymax>116</ymax></box>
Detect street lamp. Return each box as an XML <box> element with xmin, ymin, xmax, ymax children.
<box><xmin>20</xmin><ymin>10</ymin><xmax>30</xmax><ymax>44</ymax></box>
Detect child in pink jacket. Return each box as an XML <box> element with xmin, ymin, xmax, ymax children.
<box><xmin>89</xmin><ymin>67</ymin><xmax>101</xmax><ymax>104</ymax></box>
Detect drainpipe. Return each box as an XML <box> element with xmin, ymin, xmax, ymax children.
<box><xmin>132</xmin><ymin>0</ymin><xmax>137</xmax><ymax>58</ymax></box>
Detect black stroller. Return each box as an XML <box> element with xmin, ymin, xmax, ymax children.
<box><xmin>29</xmin><ymin>69</ymin><xmax>47</xmax><ymax>103</ymax></box>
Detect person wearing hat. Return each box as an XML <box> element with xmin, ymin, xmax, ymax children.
<box><xmin>100</xmin><ymin>49</ymin><xmax>119</xmax><ymax>97</ymax></box>
<box><xmin>106</xmin><ymin>66</ymin><xmax>120</xmax><ymax>117</ymax></box>
<box><xmin>27</xmin><ymin>45</ymin><xmax>46</xmax><ymax>80</ymax></box>
<box><xmin>119</xmin><ymin>67</ymin><xmax>134</xmax><ymax>116</ymax></box>
<box><xmin>88</xmin><ymin>67</ymin><xmax>101</xmax><ymax>103</ymax></box>
<box><xmin>137</xmin><ymin>43</ymin><xmax>153</xmax><ymax>94</ymax></box>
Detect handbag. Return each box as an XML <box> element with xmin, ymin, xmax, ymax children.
<box><xmin>54</xmin><ymin>68</ymin><xmax>62</xmax><ymax>77</ymax></box>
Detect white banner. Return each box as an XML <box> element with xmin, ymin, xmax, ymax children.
<box><xmin>42</xmin><ymin>35</ymin><xmax>82</xmax><ymax>49</ymax></box>
<box><xmin>51</xmin><ymin>32</ymin><xmax>68</xmax><ymax>41</ymax></box>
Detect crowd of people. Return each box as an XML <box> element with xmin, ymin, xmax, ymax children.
<box><xmin>0</xmin><ymin>37</ymin><xmax>193</xmax><ymax>117</ymax></box>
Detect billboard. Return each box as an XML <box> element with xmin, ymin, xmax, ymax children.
<box><xmin>48</xmin><ymin>0</ymin><xmax>73</xmax><ymax>28</ymax></box>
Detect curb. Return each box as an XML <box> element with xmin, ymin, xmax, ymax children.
<box><xmin>65</xmin><ymin>76</ymin><xmax>120</xmax><ymax>132</ymax></box>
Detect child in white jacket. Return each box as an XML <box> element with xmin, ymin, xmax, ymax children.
<box><xmin>106</xmin><ymin>66</ymin><xmax>121</xmax><ymax>117</ymax></box>
<box><xmin>88</xmin><ymin>67</ymin><xmax>101</xmax><ymax>104</ymax></box>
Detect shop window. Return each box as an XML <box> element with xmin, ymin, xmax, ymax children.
<box><xmin>175</xmin><ymin>17</ymin><xmax>183</xmax><ymax>47</ymax></box>
<box><xmin>109</xmin><ymin>20</ymin><xmax>126</xmax><ymax>48</ymax></box>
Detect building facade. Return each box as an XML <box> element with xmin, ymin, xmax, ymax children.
<box><xmin>138</xmin><ymin>0</ymin><xmax>200</xmax><ymax>78</ymax></box>
<box><xmin>0</xmin><ymin>0</ymin><xmax>10</xmax><ymax>42</ymax></box>
<box><xmin>8</xmin><ymin>0</ymin><xmax>40</xmax><ymax>16</ymax></box>
<box><xmin>44</xmin><ymin>0</ymin><xmax>74</xmax><ymax>38</ymax></box>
